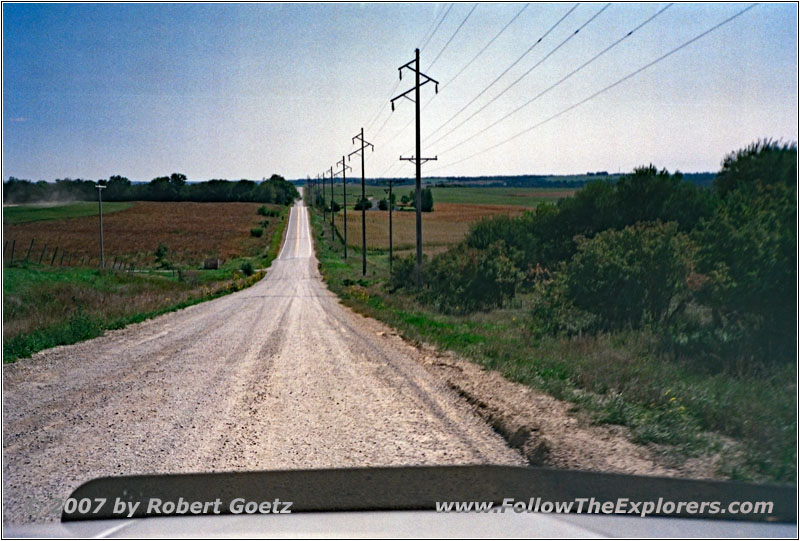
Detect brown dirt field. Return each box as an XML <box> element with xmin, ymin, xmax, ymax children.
<box><xmin>333</xmin><ymin>203</ymin><xmax>526</xmax><ymax>251</ymax></box>
<box><xmin>3</xmin><ymin>201</ymin><xmax>281</xmax><ymax>266</ymax></box>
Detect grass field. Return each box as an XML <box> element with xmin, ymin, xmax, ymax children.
<box><xmin>3</xmin><ymin>200</ymin><xmax>290</xmax><ymax>362</ymax></box>
<box><xmin>3</xmin><ymin>201</ymin><xmax>133</xmax><ymax>224</ymax></box>
<box><xmin>317</xmin><ymin>185</ymin><xmax>569</xmax><ymax>253</ymax></box>
<box><xmin>311</xmin><ymin>206</ymin><xmax>795</xmax><ymax>484</ymax></box>
<box><xmin>4</xmin><ymin>201</ymin><xmax>284</xmax><ymax>267</ymax></box>
<box><xmin>327</xmin><ymin>184</ymin><xmax>574</xmax><ymax>209</ymax></box>
<box><xmin>332</xmin><ymin>202</ymin><xmax>527</xmax><ymax>251</ymax></box>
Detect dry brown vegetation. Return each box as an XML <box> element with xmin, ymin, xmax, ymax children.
<box><xmin>4</xmin><ymin>201</ymin><xmax>281</xmax><ymax>266</ymax></box>
<box><xmin>333</xmin><ymin>203</ymin><xmax>526</xmax><ymax>251</ymax></box>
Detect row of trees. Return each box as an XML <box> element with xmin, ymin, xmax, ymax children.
<box><xmin>3</xmin><ymin>174</ymin><xmax>299</xmax><ymax>205</ymax></box>
<box><xmin>393</xmin><ymin>140</ymin><xmax>796</xmax><ymax>369</ymax></box>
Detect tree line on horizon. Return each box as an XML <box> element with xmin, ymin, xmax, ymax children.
<box><xmin>2</xmin><ymin>173</ymin><xmax>299</xmax><ymax>205</ymax></box>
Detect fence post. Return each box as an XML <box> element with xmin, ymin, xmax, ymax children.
<box><xmin>39</xmin><ymin>243</ymin><xmax>47</xmax><ymax>265</ymax></box>
<box><xmin>67</xmin><ymin>253</ymin><xmax>73</xmax><ymax>266</ymax></box>
<box><xmin>60</xmin><ymin>251</ymin><xmax>66</xmax><ymax>266</ymax></box>
<box><xmin>112</xmin><ymin>256</ymin><xmax>118</xmax><ymax>270</ymax></box>
<box><xmin>9</xmin><ymin>239</ymin><xmax>16</xmax><ymax>263</ymax></box>
<box><xmin>3</xmin><ymin>240</ymin><xmax>7</xmax><ymax>257</ymax></box>
<box><xmin>25</xmin><ymin>239</ymin><xmax>35</xmax><ymax>261</ymax></box>
<box><xmin>51</xmin><ymin>247</ymin><xmax>58</xmax><ymax>266</ymax></box>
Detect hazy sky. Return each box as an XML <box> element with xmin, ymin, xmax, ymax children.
<box><xmin>3</xmin><ymin>2</ymin><xmax>797</xmax><ymax>181</ymax></box>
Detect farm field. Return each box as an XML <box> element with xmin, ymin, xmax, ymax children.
<box><xmin>3</xmin><ymin>200</ymin><xmax>290</xmax><ymax>362</ymax></box>
<box><xmin>3</xmin><ymin>201</ymin><xmax>133</xmax><ymax>224</ymax></box>
<box><xmin>4</xmin><ymin>201</ymin><xmax>284</xmax><ymax>268</ymax></box>
<box><xmin>330</xmin><ymin>184</ymin><xmax>574</xmax><ymax>208</ymax></box>
<box><xmin>332</xmin><ymin>202</ymin><xmax>527</xmax><ymax>252</ymax></box>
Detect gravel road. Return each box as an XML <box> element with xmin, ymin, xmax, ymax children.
<box><xmin>3</xmin><ymin>198</ymin><xmax>523</xmax><ymax>524</ymax></box>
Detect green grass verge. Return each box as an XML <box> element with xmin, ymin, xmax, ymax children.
<box><xmin>309</xmin><ymin>206</ymin><xmax>795</xmax><ymax>484</ymax></box>
<box><xmin>3</xmin><ymin>201</ymin><xmax>134</xmax><ymax>224</ymax></box>
<box><xmin>2</xmin><ymin>205</ymin><xmax>290</xmax><ymax>363</ymax></box>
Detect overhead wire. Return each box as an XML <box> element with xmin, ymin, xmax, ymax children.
<box><xmin>422</xmin><ymin>3</ymin><xmax>580</xmax><ymax>144</ymax></box>
<box><xmin>440</xmin><ymin>3</ymin><xmax>673</xmax><ymax>156</ymax></box>
<box><xmin>430</xmin><ymin>3</ymin><xmax>759</xmax><ymax>173</ymax></box>
<box><xmin>427</xmin><ymin>3</ymin><xmax>611</xmax><ymax>149</ymax></box>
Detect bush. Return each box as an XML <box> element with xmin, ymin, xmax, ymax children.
<box><xmin>250</xmin><ymin>228</ymin><xmax>264</xmax><ymax>238</ymax></box>
<box><xmin>240</xmin><ymin>261</ymin><xmax>254</xmax><ymax>276</ymax></box>
<box><xmin>377</xmin><ymin>198</ymin><xmax>389</xmax><ymax>211</ymax></box>
<box><xmin>561</xmin><ymin>222</ymin><xmax>695</xmax><ymax>330</ymax></box>
<box><xmin>154</xmin><ymin>242</ymin><xmax>171</xmax><ymax>270</ymax></box>
<box><xmin>388</xmin><ymin>254</ymin><xmax>418</xmax><ymax>291</ymax></box>
<box><xmin>693</xmin><ymin>141</ymin><xmax>797</xmax><ymax>365</ymax></box>
<box><xmin>424</xmin><ymin>241</ymin><xmax>522</xmax><ymax>313</ymax></box>
<box><xmin>257</xmin><ymin>206</ymin><xmax>279</xmax><ymax>217</ymax></box>
<box><xmin>354</xmin><ymin>197</ymin><xmax>372</xmax><ymax>210</ymax></box>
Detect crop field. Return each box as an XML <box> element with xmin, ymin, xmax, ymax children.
<box><xmin>329</xmin><ymin>184</ymin><xmax>575</xmax><ymax>209</ymax></box>
<box><xmin>332</xmin><ymin>202</ymin><xmax>527</xmax><ymax>252</ymax></box>
<box><xmin>4</xmin><ymin>201</ymin><xmax>283</xmax><ymax>267</ymax></box>
<box><xmin>3</xmin><ymin>201</ymin><xmax>134</xmax><ymax>224</ymax></box>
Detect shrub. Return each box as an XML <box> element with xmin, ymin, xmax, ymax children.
<box><xmin>250</xmin><ymin>228</ymin><xmax>264</xmax><ymax>238</ymax></box>
<box><xmin>240</xmin><ymin>261</ymin><xmax>254</xmax><ymax>276</ymax></box>
<box><xmin>377</xmin><ymin>198</ymin><xmax>389</xmax><ymax>211</ymax></box>
<box><xmin>561</xmin><ymin>221</ymin><xmax>695</xmax><ymax>330</ymax></box>
<box><xmin>257</xmin><ymin>206</ymin><xmax>279</xmax><ymax>217</ymax></box>
<box><xmin>388</xmin><ymin>254</ymin><xmax>417</xmax><ymax>291</ymax></box>
<box><xmin>154</xmin><ymin>243</ymin><xmax>171</xmax><ymax>269</ymax></box>
<box><xmin>354</xmin><ymin>197</ymin><xmax>372</xmax><ymax>210</ymax></box>
<box><xmin>425</xmin><ymin>241</ymin><xmax>522</xmax><ymax>313</ymax></box>
<box><xmin>693</xmin><ymin>141</ymin><xmax>797</xmax><ymax>365</ymax></box>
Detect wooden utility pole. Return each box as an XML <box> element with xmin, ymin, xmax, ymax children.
<box><xmin>334</xmin><ymin>157</ymin><xmax>352</xmax><ymax>259</ymax></box>
<box><xmin>329</xmin><ymin>166</ymin><xmax>335</xmax><ymax>242</ymax></box>
<box><xmin>391</xmin><ymin>48</ymin><xmax>439</xmax><ymax>287</ymax></box>
<box><xmin>348</xmin><ymin>128</ymin><xmax>374</xmax><ymax>275</ymax></box>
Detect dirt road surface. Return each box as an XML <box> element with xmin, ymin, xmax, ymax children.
<box><xmin>3</xmin><ymin>198</ymin><xmax>523</xmax><ymax>524</ymax></box>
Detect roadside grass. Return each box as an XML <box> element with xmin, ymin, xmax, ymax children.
<box><xmin>3</xmin><ymin>205</ymin><xmax>290</xmax><ymax>363</ymax></box>
<box><xmin>3</xmin><ymin>201</ymin><xmax>134</xmax><ymax>224</ymax></box>
<box><xmin>310</xmin><ymin>207</ymin><xmax>796</xmax><ymax>484</ymax></box>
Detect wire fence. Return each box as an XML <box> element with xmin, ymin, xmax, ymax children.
<box><xmin>3</xmin><ymin>238</ymin><xmax>138</xmax><ymax>272</ymax></box>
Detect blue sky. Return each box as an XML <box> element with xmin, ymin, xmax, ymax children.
<box><xmin>3</xmin><ymin>2</ymin><xmax>797</xmax><ymax>181</ymax></box>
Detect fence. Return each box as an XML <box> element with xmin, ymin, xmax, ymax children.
<box><xmin>3</xmin><ymin>238</ymin><xmax>137</xmax><ymax>272</ymax></box>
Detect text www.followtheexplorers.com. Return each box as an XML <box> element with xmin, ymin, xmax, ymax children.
<box><xmin>435</xmin><ymin>498</ymin><xmax>774</xmax><ymax>518</ymax></box>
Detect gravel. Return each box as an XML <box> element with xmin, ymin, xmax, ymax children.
<box><xmin>3</xmin><ymin>201</ymin><xmax>523</xmax><ymax>524</ymax></box>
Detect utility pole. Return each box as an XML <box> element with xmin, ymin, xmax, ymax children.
<box><xmin>334</xmin><ymin>157</ymin><xmax>352</xmax><ymax>259</ymax></box>
<box><xmin>95</xmin><ymin>183</ymin><xmax>106</xmax><ymax>269</ymax></box>
<box><xmin>383</xmin><ymin>179</ymin><xmax>394</xmax><ymax>272</ymax></box>
<box><xmin>321</xmin><ymin>171</ymin><xmax>327</xmax><ymax>222</ymax></box>
<box><xmin>391</xmin><ymin>48</ymin><xmax>439</xmax><ymax>288</ymax></box>
<box><xmin>348</xmin><ymin>128</ymin><xmax>374</xmax><ymax>276</ymax></box>
<box><xmin>329</xmin><ymin>165</ymin><xmax>335</xmax><ymax>242</ymax></box>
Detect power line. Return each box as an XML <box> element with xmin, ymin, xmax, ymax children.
<box><xmin>375</xmin><ymin>3</ymin><xmax>532</xmax><ymax>175</ymax></box>
<box><xmin>420</xmin><ymin>3</ymin><xmax>454</xmax><ymax>52</ymax></box>
<box><xmin>429</xmin><ymin>3</ymin><xmax>479</xmax><ymax>69</ymax></box>
<box><xmin>431</xmin><ymin>3</ymin><xmax>759</xmax><ymax>173</ymax></box>
<box><xmin>422</xmin><ymin>3</ymin><xmax>579</xmax><ymax>144</ymax></box>
<box><xmin>440</xmin><ymin>3</ymin><xmax>673</xmax><ymax>156</ymax></box>
<box><xmin>439</xmin><ymin>3</ymin><xmax>530</xmax><ymax>93</ymax></box>
<box><xmin>428</xmin><ymin>3</ymin><xmax>611</xmax><ymax>149</ymax></box>
<box><xmin>364</xmin><ymin>5</ymin><xmax>449</xmax><ymax>137</ymax></box>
